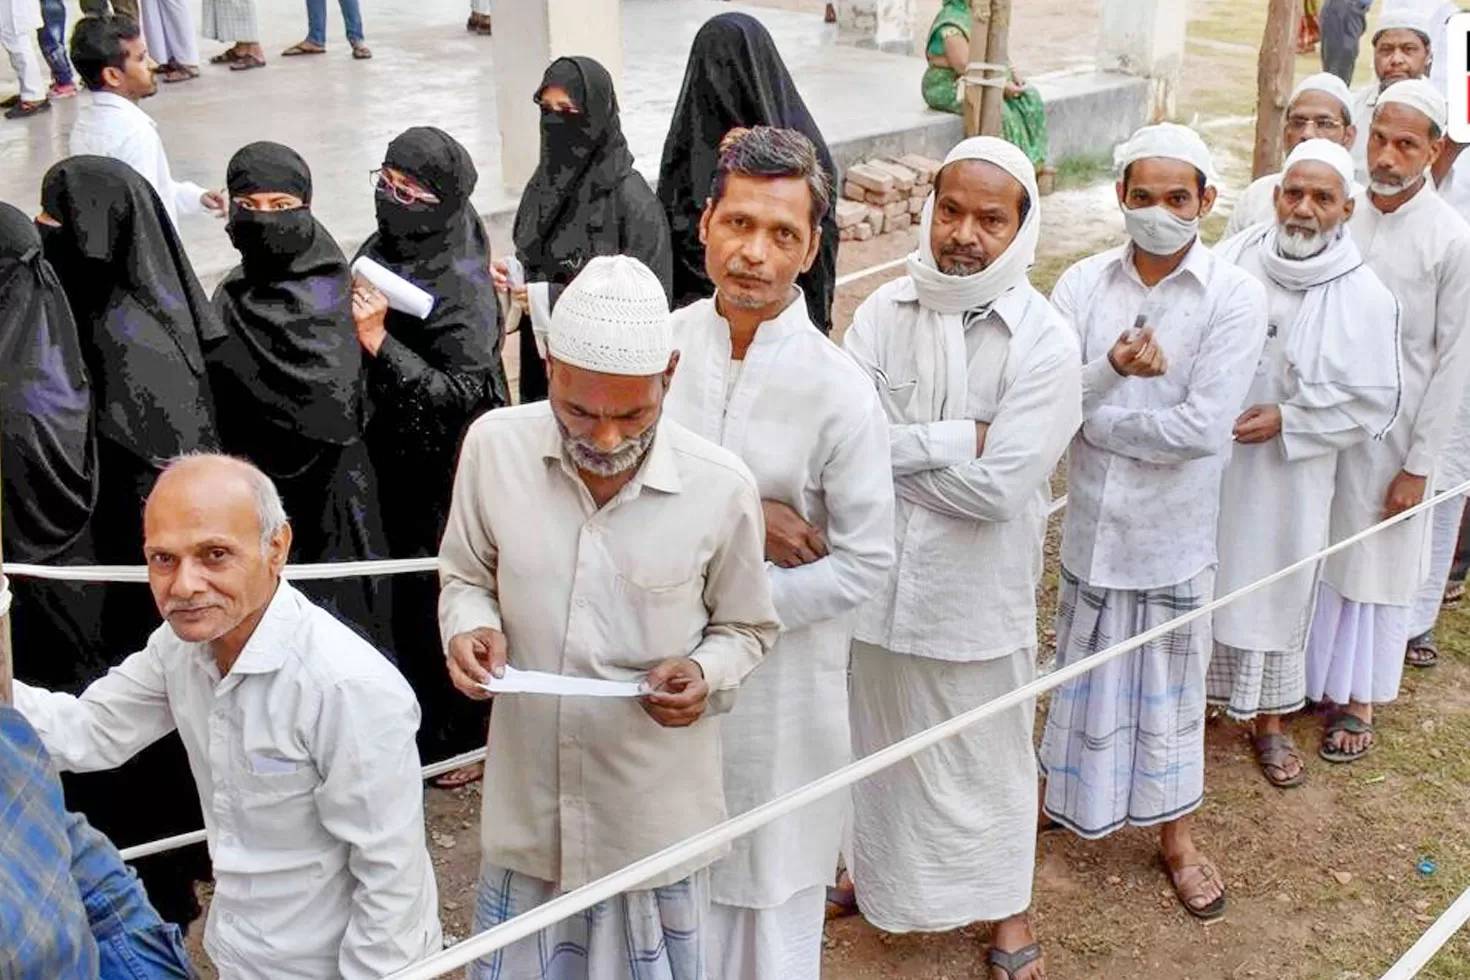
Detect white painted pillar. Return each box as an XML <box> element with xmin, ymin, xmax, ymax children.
<box><xmin>492</xmin><ymin>0</ymin><xmax>623</xmax><ymax>190</ymax></box>
<box><xmin>1097</xmin><ymin>0</ymin><xmax>1188</xmax><ymax>121</ymax></box>
<box><xmin>837</xmin><ymin>0</ymin><xmax>915</xmax><ymax>55</ymax></box>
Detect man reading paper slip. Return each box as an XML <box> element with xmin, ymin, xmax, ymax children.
<box><xmin>437</xmin><ymin>254</ymin><xmax>780</xmax><ymax>980</ymax></box>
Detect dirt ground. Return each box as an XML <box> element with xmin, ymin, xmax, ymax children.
<box><xmin>178</xmin><ymin>1</ymin><xmax>1470</xmax><ymax>978</ymax></box>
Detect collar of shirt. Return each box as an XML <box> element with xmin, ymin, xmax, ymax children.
<box><xmin>86</xmin><ymin>90</ymin><xmax>156</xmax><ymax>129</ymax></box>
<box><xmin>538</xmin><ymin>417</ymin><xmax>684</xmax><ymax>498</ymax></box>
<box><xmin>1108</xmin><ymin>237</ymin><xmax>1213</xmax><ymax>293</ymax></box>
<box><xmin>888</xmin><ymin>277</ymin><xmax>1027</xmax><ymax>335</ymax></box>
<box><xmin>710</xmin><ymin>286</ymin><xmax>813</xmax><ymax>345</ymax></box>
<box><xmin>188</xmin><ymin>582</ymin><xmax>297</xmax><ymax>681</ymax></box>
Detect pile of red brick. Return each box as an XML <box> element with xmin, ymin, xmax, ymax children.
<box><xmin>834</xmin><ymin>154</ymin><xmax>942</xmax><ymax>242</ymax></box>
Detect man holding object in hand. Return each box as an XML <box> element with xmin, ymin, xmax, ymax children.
<box><xmin>437</xmin><ymin>254</ymin><xmax>780</xmax><ymax>980</ymax></box>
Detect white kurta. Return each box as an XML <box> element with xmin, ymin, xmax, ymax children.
<box><xmin>1214</xmin><ymin>245</ymin><xmax>1391</xmax><ymax>650</ymax></box>
<box><xmin>1325</xmin><ymin>186</ymin><xmax>1470</xmax><ymax>606</ymax></box>
<box><xmin>664</xmin><ymin>294</ymin><xmax>895</xmax><ymax>914</ymax></box>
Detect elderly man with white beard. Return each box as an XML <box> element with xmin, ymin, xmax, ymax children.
<box><xmin>1209</xmin><ymin>139</ymin><xmax>1403</xmax><ymax>789</ymax></box>
<box><xmin>1305</xmin><ymin>79</ymin><xmax>1470</xmax><ymax>765</ymax></box>
<box><xmin>842</xmin><ymin>136</ymin><xmax>1082</xmax><ymax>980</ymax></box>
<box><xmin>1226</xmin><ymin>72</ymin><xmax>1360</xmax><ymax>238</ymax></box>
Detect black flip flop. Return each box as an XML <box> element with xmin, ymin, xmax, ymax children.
<box><xmin>1320</xmin><ymin>713</ymin><xmax>1374</xmax><ymax>764</ymax></box>
<box><xmin>988</xmin><ymin>943</ymin><xmax>1044</xmax><ymax>979</ymax></box>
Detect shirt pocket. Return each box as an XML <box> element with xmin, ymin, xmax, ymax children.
<box><xmin>236</xmin><ymin>761</ymin><xmax>321</xmax><ymax>842</ymax></box>
<box><xmin>612</xmin><ymin>570</ymin><xmax>706</xmax><ymax>668</ymax></box>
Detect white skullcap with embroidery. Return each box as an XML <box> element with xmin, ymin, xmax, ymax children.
<box><xmin>1283</xmin><ymin>138</ymin><xmax>1356</xmax><ymax>193</ymax></box>
<box><xmin>1288</xmin><ymin>72</ymin><xmax>1355</xmax><ymax>123</ymax></box>
<box><xmin>1113</xmin><ymin>122</ymin><xmax>1218</xmax><ymax>186</ymax></box>
<box><xmin>546</xmin><ymin>255</ymin><xmax>673</xmax><ymax>376</ymax></box>
<box><xmin>1376</xmin><ymin>78</ymin><xmax>1448</xmax><ymax>131</ymax></box>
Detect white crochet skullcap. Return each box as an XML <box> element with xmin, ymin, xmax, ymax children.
<box><xmin>1374</xmin><ymin>0</ymin><xmax>1435</xmax><ymax>42</ymax></box>
<box><xmin>1114</xmin><ymin>122</ymin><xmax>1218</xmax><ymax>187</ymax></box>
<box><xmin>546</xmin><ymin>256</ymin><xmax>673</xmax><ymax>377</ymax></box>
<box><xmin>1283</xmin><ymin>139</ymin><xmax>1356</xmax><ymax>193</ymax></box>
<box><xmin>1376</xmin><ymin>78</ymin><xmax>1448</xmax><ymax>131</ymax></box>
<box><xmin>1288</xmin><ymin>72</ymin><xmax>1354</xmax><ymax>123</ymax></box>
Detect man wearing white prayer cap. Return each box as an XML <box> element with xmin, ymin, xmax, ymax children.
<box><xmin>437</xmin><ymin>254</ymin><xmax>781</xmax><ymax>980</ymax></box>
<box><xmin>841</xmin><ymin>135</ymin><xmax>1081</xmax><ymax>980</ymax></box>
<box><xmin>1040</xmin><ymin>123</ymin><xmax>1267</xmax><ymax>920</ymax></box>
<box><xmin>662</xmin><ymin>126</ymin><xmax>896</xmax><ymax>980</ymax></box>
<box><xmin>1211</xmin><ymin>139</ymin><xmax>1403</xmax><ymax>788</ymax></box>
<box><xmin>1347</xmin><ymin>0</ymin><xmax>1438</xmax><ymax>182</ymax></box>
<box><xmin>1226</xmin><ymin>72</ymin><xmax>1363</xmax><ymax>237</ymax></box>
<box><xmin>1303</xmin><ymin>78</ymin><xmax>1470</xmax><ymax>765</ymax></box>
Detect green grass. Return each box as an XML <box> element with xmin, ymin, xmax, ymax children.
<box><xmin>1052</xmin><ymin>153</ymin><xmax>1115</xmax><ymax>193</ymax></box>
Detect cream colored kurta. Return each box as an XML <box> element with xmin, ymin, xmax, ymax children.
<box><xmin>664</xmin><ymin>294</ymin><xmax>895</xmax><ymax>911</ymax></box>
<box><xmin>1325</xmin><ymin>186</ymin><xmax>1470</xmax><ymax>606</ymax></box>
<box><xmin>1215</xmin><ymin>245</ymin><xmax>1391</xmax><ymax>650</ymax></box>
<box><xmin>438</xmin><ymin>404</ymin><xmax>781</xmax><ymax>891</ymax></box>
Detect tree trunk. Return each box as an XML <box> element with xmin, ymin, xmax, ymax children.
<box><xmin>964</xmin><ymin>0</ymin><xmax>991</xmax><ymax>137</ymax></box>
<box><xmin>980</xmin><ymin>0</ymin><xmax>1011</xmax><ymax>138</ymax></box>
<box><xmin>1253</xmin><ymin>0</ymin><xmax>1300</xmax><ymax>178</ymax></box>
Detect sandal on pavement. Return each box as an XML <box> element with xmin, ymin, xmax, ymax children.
<box><xmin>281</xmin><ymin>41</ymin><xmax>326</xmax><ymax>56</ymax></box>
<box><xmin>1253</xmin><ymin>732</ymin><xmax>1307</xmax><ymax>788</ymax></box>
<box><xmin>987</xmin><ymin>943</ymin><xmax>1044</xmax><ymax>980</ymax></box>
<box><xmin>160</xmin><ymin>65</ymin><xmax>200</xmax><ymax>83</ymax></box>
<box><xmin>1162</xmin><ymin>854</ymin><xmax>1228</xmax><ymax>920</ymax></box>
<box><xmin>210</xmin><ymin>48</ymin><xmax>243</xmax><ymax>64</ymax></box>
<box><xmin>1320</xmin><ymin>713</ymin><xmax>1375</xmax><ymax>764</ymax></box>
<box><xmin>352</xmin><ymin>44</ymin><xmax>372</xmax><ymax>60</ymax></box>
<box><xmin>1406</xmin><ymin>632</ymin><xmax>1440</xmax><ymax>669</ymax></box>
<box><xmin>229</xmin><ymin>54</ymin><xmax>267</xmax><ymax>71</ymax></box>
<box><xmin>5</xmin><ymin>99</ymin><xmax>52</xmax><ymax>119</ymax></box>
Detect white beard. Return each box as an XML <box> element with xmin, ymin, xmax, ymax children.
<box><xmin>1277</xmin><ymin>223</ymin><xmax>1336</xmax><ymax>260</ymax></box>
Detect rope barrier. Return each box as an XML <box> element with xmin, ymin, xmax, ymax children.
<box><xmin>0</xmin><ymin>572</ymin><xmax>10</xmax><ymax>618</ymax></box>
<box><xmin>380</xmin><ymin>477</ymin><xmax>1470</xmax><ymax>980</ymax></box>
<box><xmin>4</xmin><ymin>556</ymin><xmax>439</xmax><ymax>583</ymax></box>
<box><xmin>1379</xmin><ymin>884</ymin><xmax>1470</xmax><ymax>980</ymax></box>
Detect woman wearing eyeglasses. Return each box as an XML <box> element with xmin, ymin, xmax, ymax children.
<box><xmin>495</xmin><ymin>56</ymin><xmax>671</xmax><ymax>404</ymax></box>
<box><xmin>207</xmin><ymin>141</ymin><xmax>392</xmax><ymax>653</ymax></box>
<box><xmin>353</xmin><ymin>126</ymin><xmax>507</xmax><ymax>787</ymax></box>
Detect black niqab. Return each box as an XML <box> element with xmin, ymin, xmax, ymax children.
<box><xmin>39</xmin><ymin>156</ymin><xmax>222</xmax><ymax>464</ymax></box>
<box><xmin>213</xmin><ymin>142</ymin><xmax>361</xmax><ymax>448</ymax></box>
<box><xmin>656</xmin><ymin>13</ymin><xmax>840</xmax><ymax>332</ymax></box>
<box><xmin>0</xmin><ymin>202</ymin><xmax>96</xmax><ymax>562</ymax></box>
<box><xmin>513</xmin><ymin>57</ymin><xmax>638</xmax><ymax>274</ymax></box>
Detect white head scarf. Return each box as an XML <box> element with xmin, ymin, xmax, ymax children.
<box><xmin>906</xmin><ymin>136</ymin><xmax>1040</xmax><ymax>315</ymax></box>
<box><xmin>1288</xmin><ymin>72</ymin><xmax>1355</xmax><ymax>124</ymax></box>
<box><xmin>1376</xmin><ymin>78</ymin><xmax>1448</xmax><ymax>131</ymax></box>
<box><xmin>1113</xmin><ymin>122</ymin><xmax>1218</xmax><ymax>187</ymax></box>
<box><xmin>1283</xmin><ymin>138</ymin><xmax>1357</xmax><ymax>194</ymax></box>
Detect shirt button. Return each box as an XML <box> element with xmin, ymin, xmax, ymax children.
<box><xmin>576</xmin><ymin>597</ymin><xmax>588</xmax><ymax>608</ymax></box>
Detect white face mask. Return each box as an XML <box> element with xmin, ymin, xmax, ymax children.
<box><xmin>1122</xmin><ymin>204</ymin><xmax>1200</xmax><ymax>257</ymax></box>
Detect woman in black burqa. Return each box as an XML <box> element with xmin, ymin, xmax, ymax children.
<box><xmin>500</xmin><ymin>55</ymin><xmax>671</xmax><ymax>403</ymax></box>
<box><xmin>354</xmin><ymin>126</ymin><xmax>507</xmax><ymax>781</ymax></box>
<box><xmin>208</xmin><ymin>141</ymin><xmax>391</xmax><ymax>652</ymax></box>
<box><xmin>0</xmin><ymin>201</ymin><xmax>104</xmax><ymax>692</ymax></box>
<box><xmin>36</xmin><ymin>156</ymin><xmax>217</xmax><ymax>928</ymax></box>
<box><xmin>656</xmin><ymin>12</ymin><xmax>839</xmax><ymax>333</ymax></box>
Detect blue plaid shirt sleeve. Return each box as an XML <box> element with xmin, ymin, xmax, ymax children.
<box><xmin>0</xmin><ymin>705</ymin><xmax>195</xmax><ymax>980</ymax></box>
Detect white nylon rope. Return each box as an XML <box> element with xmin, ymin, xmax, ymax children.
<box><xmin>1378</xmin><ymin>884</ymin><xmax>1470</xmax><ymax>980</ymax></box>
<box><xmin>381</xmin><ymin>478</ymin><xmax>1470</xmax><ymax>980</ymax></box>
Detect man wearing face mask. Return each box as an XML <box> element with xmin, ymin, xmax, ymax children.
<box><xmin>439</xmin><ymin>255</ymin><xmax>779</xmax><ymax>980</ymax></box>
<box><xmin>1347</xmin><ymin>5</ymin><xmax>1434</xmax><ymax>184</ymax></box>
<box><xmin>494</xmin><ymin>56</ymin><xmax>671</xmax><ymax>404</ymax></box>
<box><xmin>841</xmin><ymin>136</ymin><xmax>1081</xmax><ymax>980</ymax></box>
<box><xmin>1040</xmin><ymin>123</ymin><xmax>1267</xmax><ymax>922</ymax></box>
<box><xmin>1305</xmin><ymin>80</ymin><xmax>1470</xmax><ymax>763</ymax></box>
<box><xmin>1210</xmin><ymin>140</ymin><xmax>1403</xmax><ymax>789</ymax></box>
<box><xmin>1226</xmin><ymin>72</ymin><xmax>1361</xmax><ymax>238</ymax></box>
<box><xmin>208</xmin><ymin>141</ymin><xmax>391</xmax><ymax>650</ymax></box>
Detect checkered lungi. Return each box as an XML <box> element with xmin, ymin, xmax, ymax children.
<box><xmin>1206</xmin><ymin>642</ymin><xmax>1308</xmax><ymax>721</ymax></box>
<box><xmin>200</xmin><ymin>0</ymin><xmax>258</xmax><ymax>43</ymax></box>
<box><xmin>470</xmin><ymin>863</ymin><xmax>709</xmax><ymax>980</ymax></box>
<box><xmin>1039</xmin><ymin>567</ymin><xmax>1212</xmax><ymax>839</ymax></box>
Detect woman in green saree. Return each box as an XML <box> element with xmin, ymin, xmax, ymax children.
<box><xmin>922</xmin><ymin>0</ymin><xmax>1050</xmax><ymax>176</ymax></box>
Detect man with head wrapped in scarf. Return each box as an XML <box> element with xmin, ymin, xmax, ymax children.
<box><xmin>353</xmin><ymin>126</ymin><xmax>507</xmax><ymax>784</ymax></box>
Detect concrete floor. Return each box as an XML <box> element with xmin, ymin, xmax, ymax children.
<box><xmin>0</xmin><ymin>0</ymin><xmax>951</xmax><ymax>281</ymax></box>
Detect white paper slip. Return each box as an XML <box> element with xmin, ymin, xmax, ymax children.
<box><xmin>351</xmin><ymin>256</ymin><xmax>437</xmax><ymax>319</ymax></box>
<box><xmin>479</xmin><ymin>665</ymin><xmax>644</xmax><ymax>698</ymax></box>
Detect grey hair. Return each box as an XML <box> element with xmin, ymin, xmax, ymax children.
<box><xmin>710</xmin><ymin>125</ymin><xmax>833</xmax><ymax>230</ymax></box>
<box><xmin>159</xmin><ymin>452</ymin><xmax>290</xmax><ymax>550</ymax></box>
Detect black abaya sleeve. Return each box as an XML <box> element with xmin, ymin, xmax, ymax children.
<box><xmin>618</xmin><ymin>176</ymin><xmax>675</xmax><ymax>303</ymax></box>
<box><xmin>368</xmin><ymin>332</ymin><xmax>500</xmax><ymax>445</ymax></box>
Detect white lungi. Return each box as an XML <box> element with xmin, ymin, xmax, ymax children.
<box><xmin>706</xmin><ymin>886</ymin><xmax>824</xmax><ymax>980</ymax></box>
<box><xmin>201</xmin><ymin>0</ymin><xmax>257</xmax><ymax>42</ymax></box>
<box><xmin>1305</xmin><ymin>581</ymin><xmax>1409</xmax><ymax>706</ymax></box>
<box><xmin>1408</xmin><ymin>494</ymin><xmax>1467</xmax><ymax>638</ymax></box>
<box><xmin>471</xmin><ymin>0</ymin><xmax>492</xmax><ymax>12</ymax></box>
<box><xmin>849</xmin><ymin>642</ymin><xmax>1037</xmax><ymax>931</ymax></box>
<box><xmin>1</xmin><ymin>0</ymin><xmax>44</xmax><ymax>103</ymax></box>
<box><xmin>141</xmin><ymin>0</ymin><xmax>199</xmax><ymax>67</ymax></box>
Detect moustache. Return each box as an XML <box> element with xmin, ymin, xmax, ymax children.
<box><xmin>164</xmin><ymin>601</ymin><xmax>222</xmax><ymax>615</ymax></box>
<box><xmin>724</xmin><ymin>261</ymin><xmax>773</xmax><ymax>286</ymax></box>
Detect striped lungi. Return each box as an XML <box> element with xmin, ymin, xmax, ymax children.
<box><xmin>470</xmin><ymin>863</ymin><xmax>709</xmax><ymax>980</ymax></box>
<box><xmin>200</xmin><ymin>0</ymin><xmax>258</xmax><ymax>42</ymax></box>
<box><xmin>1039</xmin><ymin>567</ymin><xmax>1212</xmax><ymax>839</ymax></box>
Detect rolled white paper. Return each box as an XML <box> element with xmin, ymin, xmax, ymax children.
<box><xmin>478</xmin><ymin>665</ymin><xmax>644</xmax><ymax>698</ymax></box>
<box><xmin>351</xmin><ymin>255</ymin><xmax>436</xmax><ymax>320</ymax></box>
